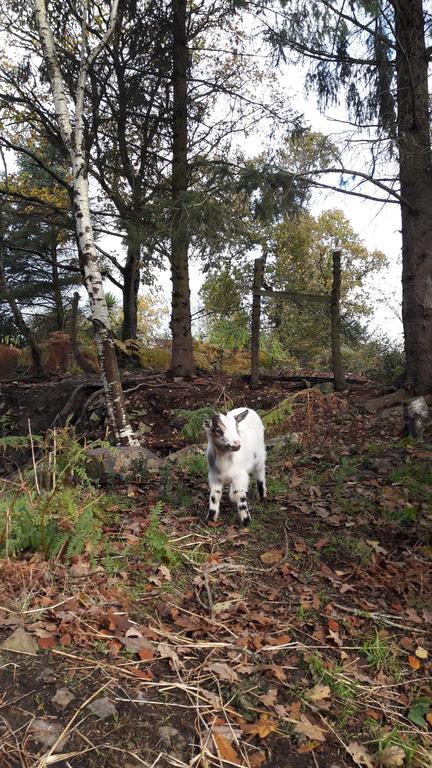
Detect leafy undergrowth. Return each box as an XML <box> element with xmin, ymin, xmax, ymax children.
<box><xmin>0</xmin><ymin>387</ymin><xmax>431</xmax><ymax>768</ymax></box>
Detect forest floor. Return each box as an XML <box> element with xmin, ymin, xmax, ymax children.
<box><xmin>0</xmin><ymin>374</ymin><xmax>431</xmax><ymax>768</ymax></box>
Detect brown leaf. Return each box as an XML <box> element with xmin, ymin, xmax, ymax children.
<box><xmin>408</xmin><ymin>655</ymin><xmax>421</xmax><ymax>670</ymax></box>
<box><xmin>405</xmin><ymin>608</ymin><xmax>423</xmax><ymax>624</ymax></box>
<box><xmin>129</xmin><ymin>668</ymin><xmax>153</xmax><ymax>680</ymax></box>
<box><xmin>212</xmin><ymin>733</ymin><xmax>242</xmax><ymax>765</ymax></box>
<box><xmin>157</xmin><ymin>642</ymin><xmax>184</xmax><ymax>670</ymax></box>
<box><xmin>264</xmin><ymin>665</ymin><xmax>286</xmax><ymax>682</ymax></box>
<box><xmin>315</xmin><ymin>537</ymin><xmax>329</xmax><ymax>550</ymax></box>
<box><xmin>138</xmin><ymin>647</ymin><xmax>154</xmax><ymax>661</ymax></box>
<box><xmin>298</xmin><ymin>740</ymin><xmax>321</xmax><ymax>753</ymax></box>
<box><xmin>294</xmin><ymin>718</ymin><xmax>326</xmax><ymax>742</ymax></box>
<box><xmin>260</xmin><ymin>688</ymin><xmax>278</xmax><ymax>706</ymax></box>
<box><xmin>290</xmin><ymin>474</ymin><xmax>303</xmax><ymax>488</ymax></box>
<box><xmin>399</xmin><ymin>637</ymin><xmax>412</xmax><ymax>650</ymax></box>
<box><xmin>426</xmin><ymin>712</ymin><xmax>432</xmax><ymax>727</ymax></box>
<box><xmin>306</xmin><ymin>685</ymin><xmax>331</xmax><ymax>702</ymax></box>
<box><xmin>38</xmin><ymin>635</ymin><xmax>56</xmax><ymax>650</ymax></box>
<box><xmin>348</xmin><ymin>741</ymin><xmax>374</xmax><ymax>768</ymax></box>
<box><xmin>242</xmin><ymin>717</ymin><xmax>277</xmax><ymax>739</ymax></box>
<box><xmin>380</xmin><ymin>745</ymin><xmax>405</xmax><ymax>767</ymax></box>
<box><xmin>249</xmin><ymin>750</ymin><xmax>266</xmax><ymax>767</ymax></box>
<box><xmin>59</xmin><ymin>633</ymin><xmax>71</xmax><ymax>646</ymax></box>
<box><xmin>260</xmin><ymin>549</ymin><xmax>284</xmax><ymax>565</ymax></box>
<box><xmin>207</xmin><ymin>662</ymin><xmax>239</xmax><ymax>683</ymax></box>
<box><xmin>327</xmin><ymin>628</ymin><xmax>343</xmax><ymax>647</ymax></box>
<box><xmin>270</xmin><ymin>634</ymin><xmax>291</xmax><ymax>646</ymax></box>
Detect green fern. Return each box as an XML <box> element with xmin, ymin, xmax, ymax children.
<box><xmin>143</xmin><ymin>502</ymin><xmax>178</xmax><ymax>566</ymax></box>
<box><xmin>173</xmin><ymin>402</ymin><xmax>233</xmax><ymax>442</ymax></box>
<box><xmin>65</xmin><ymin>508</ymin><xmax>101</xmax><ymax>558</ymax></box>
<box><xmin>0</xmin><ymin>434</ymin><xmax>42</xmax><ymax>451</ymax></box>
<box><xmin>262</xmin><ymin>397</ymin><xmax>294</xmax><ymax>434</ymax></box>
<box><xmin>0</xmin><ymin>488</ymin><xmax>103</xmax><ymax>560</ymax></box>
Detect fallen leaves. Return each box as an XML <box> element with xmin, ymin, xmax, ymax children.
<box><xmin>206</xmin><ymin>662</ymin><xmax>239</xmax><ymax>683</ymax></box>
<box><xmin>294</xmin><ymin>717</ymin><xmax>326</xmax><ymax>742</ymax></box>
<box><xmin>212</xmin><ymin>732</ymin><xmax>242</xmax><ymax>765</ymax></box>
<box><xmin>408</xmin><ymin>655</ymin><xmax>421</xmax><ymax>670</ymax></box>
<box><xmin>259</xmin><ymin>549</ymin><xmax>284</xmax><ymax>564</ymax></box>
<box><xmin>242</xmin><ymin>717</ymin><xmax>278</xmax><ymax>739</ymax></box>
<box><xmin>347</xmin><ymin>741</ymin><xmax>374</xmax><ymax>768</ymax></box>
<box><xmin>306</xmin><ymin>684</ymin><xmax>331</xmax><ymax>702</ymax></box>
<box><xmin>379</xmin><ymin>745</ymin><xmax>405</xmax><ymax>767</ymax></box>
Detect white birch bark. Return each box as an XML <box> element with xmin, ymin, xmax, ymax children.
<box><xmin>33</xmin><ymin>0</ymin><xmax>137</xmax><ymax>445</ymax></box>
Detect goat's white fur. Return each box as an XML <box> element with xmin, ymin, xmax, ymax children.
<box><xmin>203</xmin><ymin>407</ymin><xmax>266</xmax><ymax>525</ymax></box>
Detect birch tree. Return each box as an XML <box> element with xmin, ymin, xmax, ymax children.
<box><xmin>33</xmin><ymin>0</ymin><xmax>137</xmax><ymax>445</ymax></box>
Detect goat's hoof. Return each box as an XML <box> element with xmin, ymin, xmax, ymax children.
<box><xmin>206</xmin><ymin>510</ymin><xmax>217</xmax><ymax>523</ymax></box>
<box><xmin>242</xmin><ymin>516</ymin><xmax>251</xmax><ymax>528</ymax></box>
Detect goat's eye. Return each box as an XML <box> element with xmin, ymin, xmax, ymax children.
<box><xmin>216</xmin><ymin>428</ymin><xmax>224</xmax><ymax>436</ymax></box>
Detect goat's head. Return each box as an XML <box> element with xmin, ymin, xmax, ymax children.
<box><xmin>203</xmin><ymin>410</ymin><xmax>249</xmax><ymax>452</ymax></box>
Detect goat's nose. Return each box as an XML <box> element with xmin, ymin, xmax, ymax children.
<box><xmin>232</xmin><ymin>441</ymin><xmax>240</xmax><ymax>451</ymax></box>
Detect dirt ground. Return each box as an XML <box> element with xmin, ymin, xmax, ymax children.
<box><xmin>0</xmin><ymin>373</ymin><xmax>431</xmax><ymax>767</ymax></box>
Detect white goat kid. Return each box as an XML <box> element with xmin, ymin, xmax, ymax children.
<box><xmin>203</xmin><ymin>408</ymin><xmax>266</xmax><ymax>526</ymax></box>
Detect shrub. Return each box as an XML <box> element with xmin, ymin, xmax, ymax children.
<box><xmin>0</xmin><ymin>345</ymin><xmax>19</xmax><ymax>378</ymax></box>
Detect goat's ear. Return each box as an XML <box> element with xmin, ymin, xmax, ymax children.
<box><xmin>203</xmin><ymin>418</ymin><xmax>211</xmax><ymax>431</ymax></box>
<box><xmin>234</xmin><ymin>409</ymin><xmax>249</xmax><ymax>424</ymax></box>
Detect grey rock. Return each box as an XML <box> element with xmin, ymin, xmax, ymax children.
<box><xmin>0</xmin><ymin>627</ymin><xmax>38</xmax><ymax>656</ymax></box>
<box><xmin>87</xmin><ymin>696</ymin><xmax>118</xmax><ymax>720</ymax></box>
<box><xmin>30</xmin><ymin>718</ymin><xmax>68</xmax><ymax>751</ymax></box>
<box><xmin>52</xmin><ymin>687</ymin><xmax>75</xmax><ymax>709</ymax></box>
<box><xmin>86</xmin><ymin>446</ymin><xmax>161</xmax><ymax>479</ymax></box>
<box><xmin>315</xmin><ymin>382</ymin><xmax>335</xmax><ymax>394</ymax></box>
<box><xmin>164</xmin><ymin>444</ymin><xmax>206</xmax><ymax>464</ymax></box>
<box><xmin>36</xmin><ymin>668</ymin><xmax>58</xmax><ymax>684</ymax></box>
<box><xmin>266</xmin><ymin>433</ymin><xmax>302</xmax><ymax>449</ymax></box>
<box><xmin>158</xmin><ymin>725</ymin><xmax>188</xmax><ymax>761</ymax></box>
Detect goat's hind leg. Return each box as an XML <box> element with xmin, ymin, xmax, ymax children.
<box><xmin>229</xmin><ymin>471</ymin><xmax>250</xmax><ymax>527</ymax></box>
<box><xmin>255</xmin><ymin>463</ymin><xmax>267</xmax><ymax>501</ymax></box>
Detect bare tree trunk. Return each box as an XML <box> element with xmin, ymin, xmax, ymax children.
<box><xmin>395</xmin><ymin>0</ymin><xmax>432</xmax><ymax>394</ymax></box>
<box><xmin>169</xmin><ymin>0</ymin><xmax>195</xmax><ymax>377</ymax></box>
<box><xmin>122</xmin><ymin>222</ymin><xmax>140</xmax><ymax>341</ymax></box>
<box><xmin>34</xmin><ymin>0</ymin><xmax>137</xmax><ymax>445</ymax></box>
<box><xmin>330</xmin><ymin>249</ymin><xmax>346</xmax><ymax>391</ymax></box>
<box><xmin>3</xmin><ymin>289</ymin><xmax>46</xmax><ymax>378</ymax></box>
<box><xmin>69</xmin><ymin>292</ymin><xmax>97</xmax><ymax>374</ymax></box>
<box><xmin>73</xmin><ymin>156</ymin><xmax>136</xmax><ymax>444</ymax></box>
<box><xmin>50</xmin><ymin>227</ymin><xmax>64</xmax><ymax>330</ymax></box>
<box><xmin>250</xmin><ymin>257</ymin><xmax>264</xmax><ymax>390</ymax></box>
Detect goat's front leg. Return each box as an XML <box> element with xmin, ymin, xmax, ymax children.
<box><xmin>207</xmin><ymin>478</ymin><xmax>223</xmax><ymax>523</ymax></box>
<box><xmin>229</xmin><ymin>471</ymin><xmax>250</xmax><ymax>526</ymax></box>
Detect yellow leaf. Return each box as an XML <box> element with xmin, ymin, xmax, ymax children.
<box><xmin>415</xmin><ymin>646</ymin><xmax>428</xmax><ymax>659</ymax></box>
<box><xmin>426</xmin><ymin>712</ymin><xmax>432</xmax><ymax>727</ymax></box>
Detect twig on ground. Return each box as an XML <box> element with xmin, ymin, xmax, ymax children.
<box><xmin>333</xmin><ymin>603</ymin><xmax>426</xmax><ymax>632</ymax></box>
